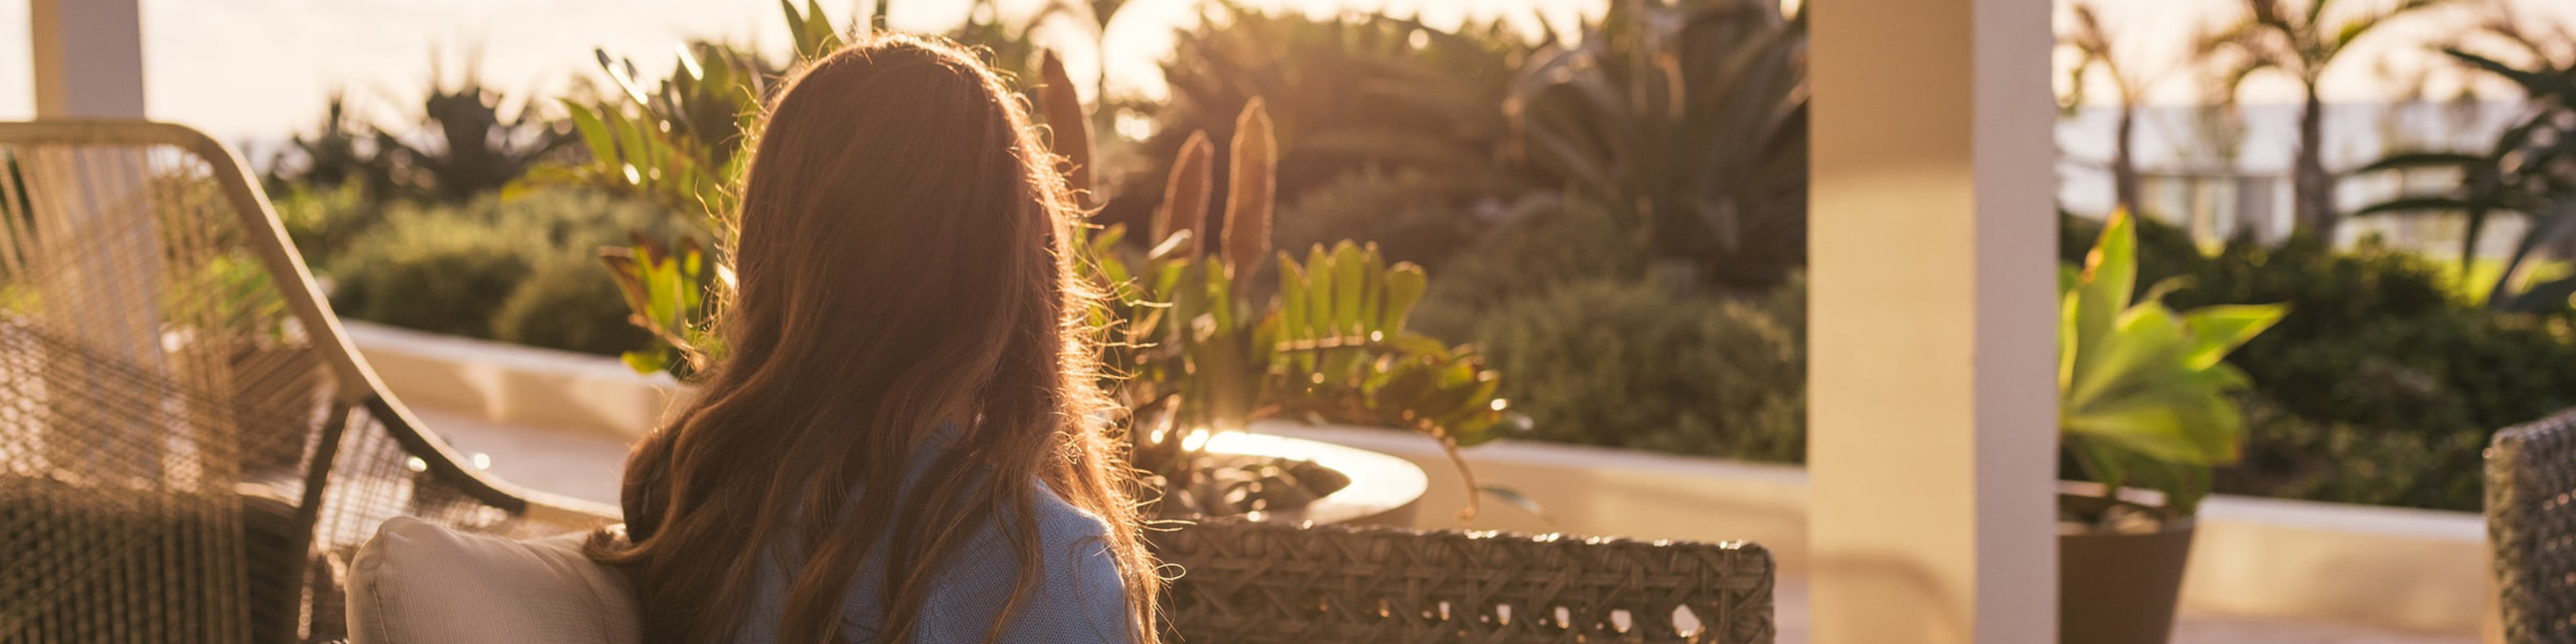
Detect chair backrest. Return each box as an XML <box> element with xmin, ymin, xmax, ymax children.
<box><xmin>1151</xmin><ymin>519</ymin><xmax>1776</xmax><ymax>644</ymax></box>
<box><xmin>2488</xmin><ymin>408</ymin><xmax>2576</xmax><ymax>644</ymax></box>
<box><xmin>0</xmin><ymin>121</ymin><xmax>611</xmax><ymax>644</ymax></box>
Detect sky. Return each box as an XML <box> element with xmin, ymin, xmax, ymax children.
<box><xmin>1</xmin><ymin>0</ymin><xmax>2573</xmax><ymax>145</ymax></box>
<box><xmin>0</xmin><ymin>0</ymin><xmax>1582</xmax><ymax>144</ymax></box>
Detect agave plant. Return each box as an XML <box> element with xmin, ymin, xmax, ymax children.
<box><xmin>2355</xmin><ymin>34</ymin><xmax>2576</xmax><ymax>313</ymax></box>
<box><xmin>380</xmin><ymin>69</ymin><xmax>577</xmax><ymax>204</ymax></box>
<box><xmin>264</xmin><ymin>90</ymin><xmax>399</xmax><ymax>201</ymax></box>
<box><xmin>1087</xmin><ymin>101</ymin><xmax>1526</xmax><ymax>519</ymax></box>
<box><xmin>2061</xmin><ymin>209</ymin><xmax>2286</xmax><ymax>517</ymax></box>
<box><xmin>1508</xmin><ymin>0</ymin><xmax>1809</xmax><ymax>288</ymax></box>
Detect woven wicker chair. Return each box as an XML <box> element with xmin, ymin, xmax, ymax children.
<box><xmin>1153</xmin><ymin>519</ymin><xmax>1775</xmax><ymax>644</ymax></box>
<box><xmin>2489</xmin><ymin>408</ymin><xmax>2576</xmax><ymax>644</ymax></box>
<box><xmin>0</xmin><ymin>121</ymin><xmax>612</xmax><ymax>644</ymax></box>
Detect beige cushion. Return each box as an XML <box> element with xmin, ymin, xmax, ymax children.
<box><xmin>347</xmin><ymin>517</ymin><xmax>643</xmax><ymax>644</ymax></box>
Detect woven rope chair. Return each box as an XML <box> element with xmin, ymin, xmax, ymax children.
<box><xmin>2489</xmin><ymin>408</ymin><xmax>2576</xmax><ymax>644</ymax></box>
<box><xmin>1152</xmin><ymin>519</ymin><xmax>1776</xmax><ymax>644</ymax></box>
<box><xmin>0</xmin><ymin>121</ymin><xmax>613</xmax><ymax>644</ymax></box>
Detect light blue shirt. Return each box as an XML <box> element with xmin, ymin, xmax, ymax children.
<box><xmin>737</xmin><ymin>429</ymin><xmax>1131</xmax><ymax>644</ymax></box>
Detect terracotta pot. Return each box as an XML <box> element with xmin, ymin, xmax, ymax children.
<box><xmin>2059</xmin><ymin>493</ymin><xmax>2194</xmax><ymax>644</ymax></box>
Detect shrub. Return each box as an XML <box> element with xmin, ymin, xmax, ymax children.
<box><xmin>325</xmin><ymin>209</ymin><xmax>534</xmax><ymax>338</ymax></box>
<box><xmin>1271</xmin><ymin>168</ymin><xmax>1489</xmax><ymax>270</ymax></box>
<box><xmin>270</xmin><ymin>180</ymin><xmax>382</xmax><ymax>262</ymax></box>
<box><xmin>320</xmin><ymin>188</ymin><xmax>687</xmax><ymax>352</ymax></box>
<box><xmin>492</xmin><ymin>252</ymin><xmax>653</xmax><ymax>356</ymax></box>
<box><xmin>1413</xmin><ymin>199</ymin><xmax>1646</xmax><ymax>340</ymax></box>
<box><xmin>1466</xmin><ymin>277</ymin><xmax>1805</xmax><ymax>462</ymax></box>
<box><xmin>2218</xmin><ymin>394</ymin><xmax>2487</xmax><ymax>511</ymax></box>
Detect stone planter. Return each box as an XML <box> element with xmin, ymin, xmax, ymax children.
<box><xmin>2060</xmin><ymin>492</ymin><xmax>2194</xmax><ymax>644</ymax></box>
<box><xmin>1191</xmin><ymin>431</ymin><xmax>1427</xmax><ymax>527</ymax></box>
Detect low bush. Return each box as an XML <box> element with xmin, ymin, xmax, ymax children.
<box><xmin>492</xmin><ymin>252</ymin><xmax>653</xmax><ymax>356</ymax></box>
<box><xmin>1399</xmin><ymin>199</ymin><xmax>1802</xmax><ymax>461</ymax></box>
<box><xmin>2218</xmin><ymin>394</ymin><xmax>2487</xmax><ymax>511</ymax></box>
<box><xmin>271</xmin><ymin>180</ymin><xmax>382</xmax><ymax>262</ymax></box>
<box><xmin>319</xmin><ymin>187</ymin><xmax>685</xmax><ymax>354</ymax></box>
<box><xmin>1271</xmin><ymin>168</ymin><xmax>1495</xmax><ymax>270</ymax></box>
<box><xmin>1465</xmin><ymin>277</ymin><xmax>1805</xmax><ymax>462</ymax></box>
<box><xmin>327</xmin><ymin>209</ymin><xmax>535</xmax><ymax>338</ymax></box>
<box><xmin>1413</xmin><ymin>199</ymin><xmax>1646</xmax><ymax>340</ymax></box>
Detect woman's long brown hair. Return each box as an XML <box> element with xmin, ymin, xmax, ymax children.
<box><xmin>588</xmin><ymin>34</ymin><xmax>1160</xmax><ymax>644</ymax></box>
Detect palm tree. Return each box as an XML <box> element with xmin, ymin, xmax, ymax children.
<box><xmin>2198</xmin><ymin>0</ymin><xmax>2455</xmax><ymax>241</ymax></box>
<box><xmin>2058</xmin><ymin>1</ymin><xmax>2167</xmax><ymax>215</ymax></box>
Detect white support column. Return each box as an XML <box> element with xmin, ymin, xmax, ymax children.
<box><xmin>1807</xmin><ymin>0</ymin><xmax>2056</xmax><ymax>641</ymax></box>
<box><xmin>32</xmin><ymin>0</ymin><xmax>146</xmax><ymax>118</ymax></box>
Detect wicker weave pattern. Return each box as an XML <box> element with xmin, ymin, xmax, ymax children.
<box><xmin>2490</xmin><ymin>408</ymin><xmax>2576</xmax><ymax>644</ymax></box>
<box><xmin>1152</xmin><ymin>519</ymin><xmax>1776</xmax><ymax>644</ymax></box>
<box><xmin>0</xmin><ymin>121</ymin><xmax>610</xmax><ymax>644</ymax></box>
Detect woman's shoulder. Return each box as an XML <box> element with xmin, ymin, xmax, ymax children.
<box><xmin>1016</xmin><ymin>480</ymin><xmax>1120</xmax><ymax>571</ymax></box>
<box><xmin>912</xmin><ymin>479</ymin><xmax>1129</xmax><ymax>643</ymax></box>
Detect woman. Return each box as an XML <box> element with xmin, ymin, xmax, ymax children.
<box><xmin>589</xmin><ymin>34</ymin><xmax>1160</xmax><ymax>644</ymax></box>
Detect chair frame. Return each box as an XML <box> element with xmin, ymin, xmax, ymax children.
<box><xmin>0</xmin><ymin>119</ymin><xmax>614</xmax><ymax>528</ymax></box>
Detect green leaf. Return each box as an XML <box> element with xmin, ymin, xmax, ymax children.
<box><xmin>564</xmin><ymin>101</ymin><xmax>616</xmax><ymax>165</ymax></box>
<box><xmin>621</xmin><ymin>347</ymin><xmax>669</xmax><ymax>374</ymax></box>
<box><xmin>1381</xmin><ymin>264</ymin><xmax>1428</xmax><ymax>332</ymax></box>
<box><xmin>1303</xmin><ymin>246</ymin><xmax>1335</xmax><ymax>342</ymax></box>
<box><xmin>2070</xmin><ymin>209</ymin><xmax>2138</xmax><ymax>382</ymax></box>
<box><xmin>2179</xmin><ymin>304</ymin><xmax>2288</xmax><ymax>368</ymax></box>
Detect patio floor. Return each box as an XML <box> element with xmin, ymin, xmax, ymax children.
<box><xmin>416</xmin><ymin>407</ymin><xmax>2479</xmax><ymax>644</ymax></box>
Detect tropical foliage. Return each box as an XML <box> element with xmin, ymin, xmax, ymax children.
<box><xmin>1085</xmin><ymin>108</ymin><xmax>1519</xmax><ymax>515</ymax></box>
<box><xmin>1509</xmin><ymin>0</ymin><xmax>1809</xmax><ymax>287</ymax></box>
<box><xmin>1110</xmin><ymin>0</ymin><xmax>1811</xmax><ymax>289</ymax></box>
<box><xmin>2059</xmin><ymin>210</ymin><xmax>2286</xmax><ymax>517</ymax></box>
<box><xmin>1103</xmin><ymin>1</ymin><xmax>1527</xmax><ymax>259</ymax></box>
<box><xmin>262</xmin><ymin>73</ymin><xmax>571</xmax><ymax>205</ymax></box>
<box><xmin>2357</xmin><ymin>42</ymin><xmax>2576</xmax><ymax>312</ymax></box>
<box><xmin>537</xmin><ymin>2</ymin><xmax>1525</xmax><ymax>519</ymax></box>
<box><xmin>542</xmin><ymin>1</ymin><xmax>841</xmax><ymax>374</ymax></box>
<box><xmin>547</xmin><ymin>0</ymin><xmax>1073</xmax><ymax>374</ymax></box>
<box><xmin>1073</xmin><ymin>97</ymin><xmax>1526</xmax><ymax>519</ymax></box>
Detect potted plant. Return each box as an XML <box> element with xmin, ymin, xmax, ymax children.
<box><xmin>2057</xmin><ymin>209</ymin><xmax>2285</xmax><ymax>644</ymax></box>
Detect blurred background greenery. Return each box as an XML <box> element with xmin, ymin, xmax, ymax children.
<box><xmin>258</xmin><ymin>0</ymin><xmax>2576</xmax><ymax>513</ymax></box>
